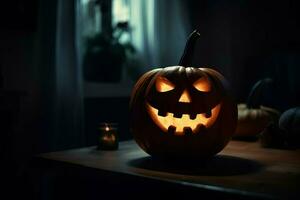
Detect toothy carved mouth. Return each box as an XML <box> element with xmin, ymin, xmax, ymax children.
<box><xmin>146</xmin><ymin>103</ymin><xmax>221</xmax><ymax>136</ymax></box>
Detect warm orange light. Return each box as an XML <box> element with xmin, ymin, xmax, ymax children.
<box><xmin>102</xmin><ymin>134</ymin><xmax>116</xmax><ymax>142</ymax></box>
<box><xmin>179</xmin><ymin>90</ymin><xmax>191</xmax><ymax>103</ymax></box>
<box><xmin>105</xmin><ymin>126</ymin><xmax>110</xmax><ymax>131</ymax></box>
<box><xmin>147</xmin><ymin>103</ymin><xmax>221</xmax><ymax>135</ymax></box>
<box><xmin>193</xmin><ymin>77</ymin><xmax>211</xmax><ymax>92</ymax></box>
<box><xmin>156</xmin><ymin>76</ymin><xmax>175</xmax><ymax>92</ymax></box>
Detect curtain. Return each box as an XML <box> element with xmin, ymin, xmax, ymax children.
<box><xmin>76</xmin><ymin>0</ymin><xmax>190</xmax><ymax>80</ymax></box>
<box><xmin>35</xmin><ymin>0</ymin><xmax>190</xmax><ymax>152</ymax></box>
<box><xmin>128</xmin><ymin>0</ymin><xmax>191</xmax><ymax>71</ymax></box>
<box><xmin>36</xmin><ymin>0</ymin><xmax>85</xmax><ymax>152</ymax></box>
<box><xmin>54</xmin><ymin>0</ymin><xmax>85</xmax><ymax>150</ymax></box>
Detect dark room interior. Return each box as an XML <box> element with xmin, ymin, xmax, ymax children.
<box><xmin>0</xmin><ymin>0</ymin><xmax>299</xmax><ymax>199</ymax></box>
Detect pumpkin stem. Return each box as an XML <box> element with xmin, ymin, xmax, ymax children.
<box><xmin>179</xmin><ymin>30</ymin><xmax>201</xmax><ymax>66</ymax></box>
<box><xmin>246</xmin><ymin>78</ymin><xmax>273</xmax><ymax>109</ymax></box>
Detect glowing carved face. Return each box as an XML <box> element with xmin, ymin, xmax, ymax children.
<box><xmin>147</xmin><ymin>103</ymin><xmax>221</xmax><ymax>136</ymax></box>
<box><xmin>130</xmin><ymin>66</ymin><xmax>237</xmax><ymax>159</ymax></box>
<box><xmin>146</xmin><ymin>71</ymin><xmax>222</xmax><ymax>136</ymax></box>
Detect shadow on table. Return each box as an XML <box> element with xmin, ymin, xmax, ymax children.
<box><xmin>129</xmin><ymin>155</ymin><xmax>263</xmax><ymax>176</ymax></box>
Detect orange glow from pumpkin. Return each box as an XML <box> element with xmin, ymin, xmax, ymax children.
<box><xmin>179</xmin><ymin>90</ymin><xmax>191</xmax><ymax>103</ymax></box>
<box><xmin>156</xmin><ymin>76</ymin><xmax>175</xmax><ymax>92</ymax></box>
<box><xmin>193</xmin><ymin>77</ymin><xmax>211</xmax><ymax>92</ymax></box>
<box><xmin>146</xmin><ymin>103</ymin><xmax>221</xmax><ymax>135</ymax></box>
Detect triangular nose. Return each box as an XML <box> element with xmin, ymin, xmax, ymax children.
<box><xmin>179</xmin><ymin>90</ymin><xmax>191</xmax><ymax>103</ymax></box>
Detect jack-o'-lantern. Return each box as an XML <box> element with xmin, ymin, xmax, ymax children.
<box><xmin>130</xmin><ymin>30</ymin><xmax>237</xmax><ymax>159</ymax></box>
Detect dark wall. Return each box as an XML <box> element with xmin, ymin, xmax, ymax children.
<box><xmin>0</xmin><ymin>0</ymin><xmax>40</xmax><ymax>170</ymax></box>
<box><xmin>186</xmin><ymin>0</ymin><xmax>300</xmax><ymax>111</ymax></box>
<box><xmin>0</xmin><ymin>1</ymin><xmax>41</xmax><ymax>199</ymax></box>
<box><xmin>0</xmin><ymin>0</ymin><xmax>60</xmax><ymax>158</ymax></box>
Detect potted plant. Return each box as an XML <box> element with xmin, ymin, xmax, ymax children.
<box><xmin>83</xmin><ymin>22</ymin><xmax>135</xmax><ymax>83</ymax></box>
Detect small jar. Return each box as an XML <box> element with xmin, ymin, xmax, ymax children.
<box><xmin>98</xmin><ymin>123</ymin><xmax>119</xmax><ymax>150</ymax></box>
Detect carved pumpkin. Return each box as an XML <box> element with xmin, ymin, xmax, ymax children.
<box><xmin>130</xmin><ymin>30</ymin><xmax>237</xmax><ymax>159</ymax></box>
<box><xmin>235</xmin><ymin>79</ymin><xmax>280</xmax><ymax>137</ymax></box>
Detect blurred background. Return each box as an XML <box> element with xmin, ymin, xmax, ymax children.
<box><xmin>0</xmin><ymin>0</ymin><xmax>299</xmax><ymax>198</ymax></box>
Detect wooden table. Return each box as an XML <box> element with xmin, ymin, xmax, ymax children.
<box><xmin>35</xmin><ymin>140</ymin><xmax>300</xmax><ymax>199</ymax></box>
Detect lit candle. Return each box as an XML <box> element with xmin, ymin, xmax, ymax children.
<box><xmin>98</xmin><ymin>123</ymin><xmax>119</xmax><ymax>150</ymax></box>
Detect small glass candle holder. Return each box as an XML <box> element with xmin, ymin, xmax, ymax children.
<box><xmin>98</xmin><ymin>123</ymin><xmax>119</xmax><ymax>150</ymax></box>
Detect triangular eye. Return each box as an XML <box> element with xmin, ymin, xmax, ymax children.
<box><xmin>156</xmin><ymin>76</ymin><xmax>175</xmax><ymax>92</ymax></box>
<box><xmin>193</xmin><ymin>76</ymin><xmax>211</xmax><ymax>92</ymax></box>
